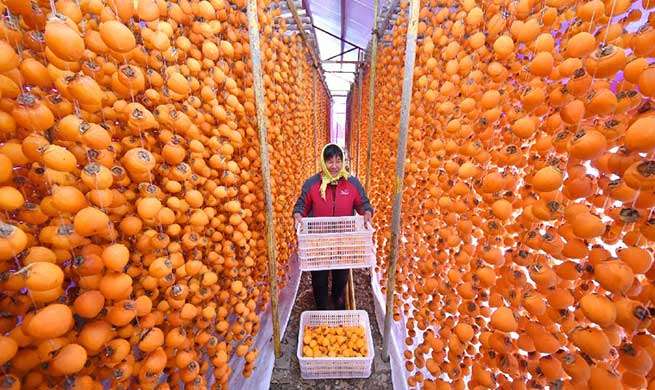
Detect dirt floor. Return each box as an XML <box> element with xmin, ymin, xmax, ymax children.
<box><xmin>269</xmin><ymin>268</ymin><xmax>393</xmax><ymax>390</ymax></box>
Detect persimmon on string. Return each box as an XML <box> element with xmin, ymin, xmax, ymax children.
<box><xmin>0</xmin><ymin>0</ymin><xmax>328</xmax><ymax>388</ymax></box>
<box><xmin>358</xmin><ymin>0</ymin><xmax>655</xmax><ymax>388</ymax></box>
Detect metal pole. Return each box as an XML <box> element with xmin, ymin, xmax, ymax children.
<box><xmin>313</xmin><ymin>67</ymin><xmax>319</xmax><ymax>172</ymax></box>
<box><xmin>345</xmin><ymin>91</ymin><xmax>351</xmax><ymax>166</ymax></box>
<box><xmin>298</xmin><ymin>41</ymin><xmax>310</xmax><ymax>178</ymax></box>
<box><xmin>356</xmin><ymin>52</ymin><xmax>363</xmax><ymax>177</ymax></box>
<box><xmin>246</xmin><ymin>0</ymin><xmax>281</xmax><ymax>359</ymax></box>
<box><xmin>365</xmin><ymin>0</ymin><xmax>380</xmax><ymax>193</ymax></box>
<box><xmin>312</xmin><ymin>24</ymin><xmax>365</xmax><ymax>51</ymax></box>
<box><xmin>298</xmin><ymin>41</ymin><xmax>303</xmax><ymax>100</ymax></box>
<box><xmin>286</xmin><ymin>0</ymin><xmax>332</xmax><ymax>100</ymax></box>
<box><xmin>322</xmin><ymin>60</ymin><xmax>362</xmax><ymax>64</ymax></box>
<box><xmin>323</xmin><ymin>46</ymin><xmax>359</xmax><ymax>62</ymax></box>
<box><xmin>324</xmin><ymin>70</ymin><xmax>358</xmax><ymax>74</ymax></box>
<box><xmin>349</xmin><ymin>85</ymin><xmax>356</xmax><ymax>174</ymax></box>
<box><xmin>381</xmin><ymin>0</ymin><xmax>420</xmax><ymax>362</ymax></box>
<box><xmin>348</xmin><ymin>269</ymin><xmax>356</xmax><ymax>309</ymax></box>
<box><xmin>345</xmin><ymin>274</ymin><xmax>352</xmax><ymax>310</ymax></box>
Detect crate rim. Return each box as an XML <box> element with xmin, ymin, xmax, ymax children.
<box><xmin>296</xmin><ymin>310</ymin><xmax>375</xmax><ymax>362</ymax></box>
<box><xmin>296</xmin><ymin>215</ymin><xmax>374</xmax><ymax>234</ymax></box>
<box><xmin>297</xmin><ymin>230</ymin><xmax>376</xmax><ymax>239</ymax></box>
<box><xmin>298</xmin><ymin>254</ymin><xmax>375</xmax><ymax>271</ymax></box>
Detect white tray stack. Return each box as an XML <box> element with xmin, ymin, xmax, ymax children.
<box><xmin>296</xmin><ymin>215</ymin><xmax>375</xmax><ymax>271</ymax></box>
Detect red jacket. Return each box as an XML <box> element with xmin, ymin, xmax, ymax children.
<box><xmin>293</xmin><ymin>174</ymin><xmax>374</xmax><ymax>218</ymax></box>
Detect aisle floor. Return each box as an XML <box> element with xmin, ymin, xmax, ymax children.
<box><xmin>270</xmin><ymin>268</ymin><xmax>393</xmax><ymax>390</ymax></box>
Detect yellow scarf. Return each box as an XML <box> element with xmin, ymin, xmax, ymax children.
<box><xmin>319</xmin><ymin>143</ymin><xmax>349</xmax><ymax>200</ymax></box>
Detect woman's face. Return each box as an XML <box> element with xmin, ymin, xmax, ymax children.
<box><xmin>325</xmin><ymin>156</ymin><xmax>343</xmax><ymax>177</ymax></box>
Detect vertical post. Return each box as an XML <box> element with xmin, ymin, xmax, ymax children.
<box><xmin>297</xmin><ymin>41</ymin><xmax>308</xmax><ymax>178</ymax></box>
<box><xmin>381</xmin><ymin>0</ymin><xmax>420</xmax><ymax>362</ymax></box>
<box><xmin>313</xmin><ymin>67</ymin><xmax>319</xmax><ymax>172</ymax></box>
<box><xmin>356</xmin><ymin>53</ymin><xmax>363</xmax><ymax>178</ymax></box>
<box><xmin>297</xmin><ymin>41</ymin><xmax>303</xmax><ymax>101</ymax></box>
<box><xmin>365</xmin><ymin>0</ymin><xmax>380</xmax><ymax>193</ymax></box>
<box><xmin>347</xmin><ymin>85</ymin><xmax>354</xmax><ymax>168</ymax></box>
<box><xmin>348</xmin><ymin>269</ymin><xmax>356</xmax><ymax>309</ymax></box>
<box><xmin>246</xmin><ymin>0</ymin><xmax>281</xmax><ymax>359</ymax></box>
<box><xmin>345</xmin><ymin>274</ymin><xmax>352</xmax><ymax>310</ymax></box>
<box><xmin>353</xmin><ymin>80</ymin><xmax>359</xmax><ymax>175</ymax></box>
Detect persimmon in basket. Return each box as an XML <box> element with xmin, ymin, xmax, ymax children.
<box><xmin>302</xmin><ymin>324</ymin><xmax>368</xmax><ymax>358</ymax></box>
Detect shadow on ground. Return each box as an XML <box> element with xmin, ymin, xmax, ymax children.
<box><xmin>269</xmin><ymin>268</ymin><xmax>393</xmax><ymax>390</ymax></box>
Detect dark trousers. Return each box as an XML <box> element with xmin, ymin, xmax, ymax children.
<box><xmin>311</xmin><ymin>269</ymin><xmax>349</xmax><ymax>310</ymax></box>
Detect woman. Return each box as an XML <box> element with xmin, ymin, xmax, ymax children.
<box><xmin>293</xmin><ymin>143</ymin><xmax>374</xmax><ymax>310</ymax></box>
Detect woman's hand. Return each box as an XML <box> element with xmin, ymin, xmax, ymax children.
<box><xmin>364</xmin><ymin>211</ymin><xmax>373</xmax><ymax>227</ymax></box>
<box><xmin>293</xmin><ymin>213</ymin><xmax>302</xmax><ymax>228</ymax></box>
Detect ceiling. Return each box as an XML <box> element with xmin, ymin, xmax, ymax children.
<box><xmin>305</xmin><ymin>0</ymin><xmax>376</xmax><ymax>143</ymax></box>
<box><xmin>275</xmin><ymin>0</ymin><xmax>398</xmax><ymax>143</ymax></box>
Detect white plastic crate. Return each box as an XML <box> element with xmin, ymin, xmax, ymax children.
<box><xmin>296</xmin><ymin>216</ymin><xmax>374</xmax><ymax>271</ymax></box>
<box><xmin>297</xmin><ymin>310</ymin><xmax>375</xmax><ymax>379</ymax></box>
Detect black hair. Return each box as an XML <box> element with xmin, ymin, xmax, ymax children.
<box><xmin>323</xmin><ymin>144</ymin><xmax>343</xmax><ymax>161</ymax></box>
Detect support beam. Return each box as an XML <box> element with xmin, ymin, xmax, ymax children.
<box><xmin>313</xmin><ymin>68</ymin><xmax>319</xmax><ymax>172</ymax></box>
<box><xmin>378</xmin><ymin>0</ymin><xmax>401</xmax><ymax>36</ymax></box>
<box><xmin>347</xmin><ymin>268</ymin><xmax>356</xmax><ymax>310</ymax></box>
<box><xmin>322</xmin><ymin>60</ymin><xmax>361</xmax><ymax>64</ymax></box>
<box><xmin>284</xmin><ymin>16</ymin><xmax>312</xmax><ymax>23</ymax></box>
<box><xmin>313</xmin><ymin>24</ymin><xmax>365</xmax><ymax>51</ymax></box>
<box><xmin>286</xmin><ymin>25</ymin><xmax>318</xmax><ymax>32</ymax></box>
<box><xmin>300</xmin><ymin>0</ymin><xmax>314</xmax><ymax>20</ymax></box>
<box><xmin>323</xmin><ymin>46</ymin><xmax>358</xmax><ymax>62</ymax></box>
<box><xmin>355</xmin><ymin>52</ymin><xmax>363</xmax><ymax>177</ymax></box>
<box><xmin>285</xmin><ymin>0</ymin><xmax>332</xmax><ymax>100</ymax></box>
<box><xmin>340</xmin><ymin>0</ymin><xmax>346</xmax><ymax>70</ymax></box>
<box><xmin>245</xmin><ymin>0</ymin><xmax>280</xmax><ymax>359</ymax></box>
<box><xmin>324</xmin><ymin>70</ymin><xmax>357</xmax><ymax>74</ymax></box>
<box><xmin>381</xmin><ymin>0</ymin><xmax>420</xmax><ymax>363</ymax></box>
<box><xmin>363</xmin><ymin>0</ymin><xmax>400</xmax><ymax>62</ymax></box>
<box><xmin>365</xmin><ymin>0</ymin><xmax>380</xmax><ymax>193</ymax></box>
<box><xmin>297</xmin><ymin>40</ymin><xmax>304</xmax><ymax>105</ymax></box>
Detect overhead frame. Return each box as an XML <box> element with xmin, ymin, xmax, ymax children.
<box><xmin>272</xmin><ymin>0</ymin><xmax>333</xmax><ymax>100</ymax></box>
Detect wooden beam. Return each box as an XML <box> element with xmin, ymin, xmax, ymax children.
<box><xmin>365</xmin><ymin>0</ymin><xmax>380</xmax><ymax>193</ymax></box>
<box><xmin>381</xmin><ymin>0</ymin><xmax>420</xmax><ymax>363</ymax></box>
<box><xmin>285</xmin><ymin>0</ymin><xmax>332</xmax><ymax>99</ymax></box>
<box><xmin>245</xmin><ymin>0</ymin><xmax>280</xmax><ymax>359</ymax></box>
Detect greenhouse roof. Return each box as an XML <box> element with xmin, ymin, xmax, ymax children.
<box><xmin>307</xmin><ymin>0</ymin><xmax>377</xmax><ymax>142</ymax></box>
<box><xmin>276</xmin><ymin>0</ymin><xmax>400</xmax><ymax>143</ymax></box>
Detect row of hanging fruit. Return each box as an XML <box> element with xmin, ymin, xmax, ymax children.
<box><xmin>0</xmin><ymin>0</ymin><xmax>330</xmax><ymax>388</ymax></box>
<box><xmin>349</xmin><ymin>0</ymin><xmax>655</xmax><ymax>388</ymax></box>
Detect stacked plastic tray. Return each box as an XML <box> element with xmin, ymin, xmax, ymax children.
<box><xmin>296</xmin><ymin>215</ymin><xmax>374</xmax><ymax>271</ymax></box>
